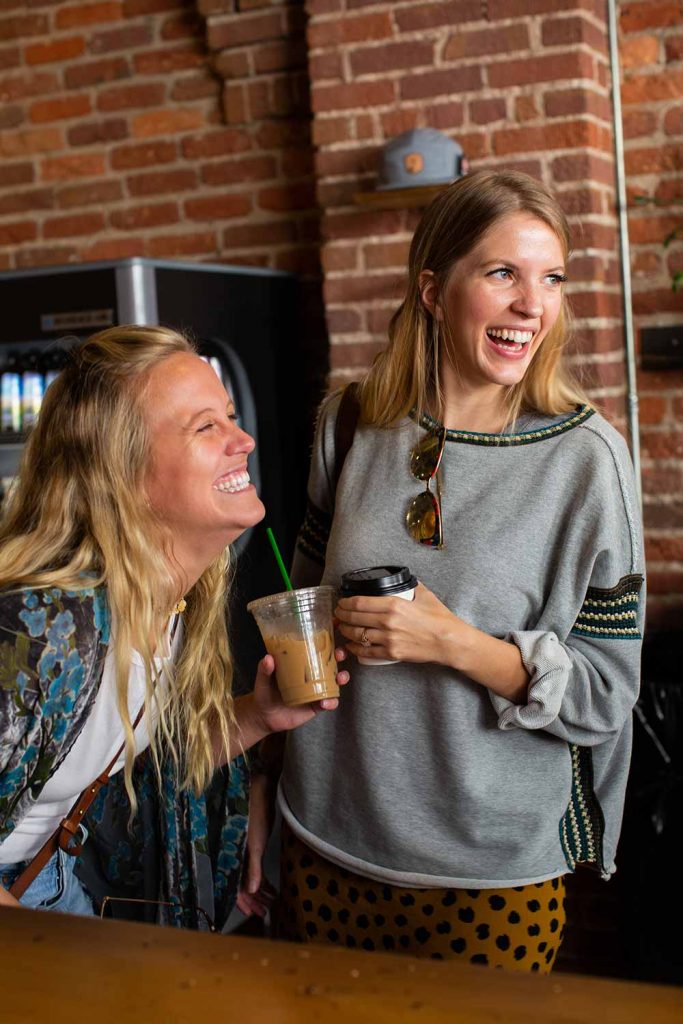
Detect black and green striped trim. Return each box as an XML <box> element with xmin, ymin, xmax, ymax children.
<box><xmin>295</xmin><ymin>499</ymin><xmax>332</xmax><ymax>568</ymax></box>
<box><xmin>571</xmin><ymin>573</ymin><xmax>644</xmax><ymax>640</ymax></box>
<box><xmin>414</xmin><ymin>404</ymin><xmax>595</xmax><ymax>446</ymax></box>
<box><xmin>559</xmin><ymin>743</ymin><xmax>606</xmax><ymax>874</ymax></box>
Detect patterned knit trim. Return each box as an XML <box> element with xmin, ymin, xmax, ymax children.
<box><xmin>414</xmin><ymin>405</ymin><xmax>595</xmax><ymax>447</ymax></box>
<box><xmin>559</xmin><ymin>744</ymin><xmax>605</xmax><ymax>874</ymax></box>
<box><xmin>295</xmin><ymin>499</ymin><xmax>331</xmax><ymax>568</ymax></box>
<box><xmin>571</xmin><ymin>573</ymin><xmax>644</xmax><ymax>640</ymax></box>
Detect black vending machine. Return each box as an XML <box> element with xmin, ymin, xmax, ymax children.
<box><xmin>0</xmin><ymin>257</ymin><xmax>312</xmax><ymax>692</ymax></box>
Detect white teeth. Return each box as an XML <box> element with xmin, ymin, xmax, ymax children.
<box><xmin>214</xmin><ymin>470</ymin><xmax>250</xmax><ymax>494</ymax></box>
<box><xmin>487</xmin><ymin>328</ymin><xmax>533</xmax><ymax>345</ymax></box>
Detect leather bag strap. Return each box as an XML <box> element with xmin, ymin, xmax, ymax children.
<box><xmin>333</xmin><ymin>382</ymin><xmax>361</xmax><ymax>489</ymax></box>
<box><xmin>8</xmin><ymin>704</ymin><xmax>146</xmax><ymax>901</ymax></box>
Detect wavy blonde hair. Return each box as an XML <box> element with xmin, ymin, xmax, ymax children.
<box><xmin>0</xmin><ymin>325</ymin><xmax>236</xmax><ymax>807</ymax></box>
<box><xmin>359</xmin><ymin>169</ymin><xmax>591</xmax><ymax>428</ymax></box>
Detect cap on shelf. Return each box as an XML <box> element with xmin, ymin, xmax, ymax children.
<box><xmin>376</xmin><ymin>128</ymin><xmax>467</xmax><ymax>191</ymax></box>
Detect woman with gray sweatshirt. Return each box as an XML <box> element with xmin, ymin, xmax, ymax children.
<box><xmin>242</xmin><ymin>170</ymin><xmax>644</xmax><ymax>973</ymax></box>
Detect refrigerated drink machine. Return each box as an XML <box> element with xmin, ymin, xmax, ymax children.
<box><xmin>0</xmin><ymin>258</ymin><xmax>311</xmax><ymax>692</ymax></box>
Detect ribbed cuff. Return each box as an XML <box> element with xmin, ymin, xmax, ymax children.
<box><xmin>489</xmin><ymin>631</ymin><xmax>571</xmax><ymax>730</ymax></box>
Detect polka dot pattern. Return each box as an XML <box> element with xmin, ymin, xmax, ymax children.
<box><xmin>277</xmin><ymin>826</ymin><xmax>566</xmax><ymax>974</ymax></box>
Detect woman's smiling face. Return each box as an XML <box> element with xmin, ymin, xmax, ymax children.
<box><xmin>144</xmin><ymin>352</ymin><xmax>265</xmax><ymax>571</ymax></box>
<box><xmin>431</xmin><ymin>211</ymin><xmax>567</xmax><ymax>393</ymax></box>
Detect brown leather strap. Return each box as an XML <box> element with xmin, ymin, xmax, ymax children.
<box><xmin>333</xmin><ymin>382</ymin><xmax>361</xmax><ymax>489</ymax></box>
<box><xmin>8</xmin><ymin>705</ymin><xmax>146</xmax><ymax>900</ymax></box>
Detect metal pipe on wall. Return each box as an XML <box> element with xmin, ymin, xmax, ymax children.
<box><xmin>607</xmin><ymin>0</ymin><xmax>642</xmax><ymax>506</ymax></box>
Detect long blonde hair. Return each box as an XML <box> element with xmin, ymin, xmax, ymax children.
<box><xmin>359</xmin><ymin>169</ymin><xmax>591</xmax><ymax>428</ymax></box>
<box><xmin>0</xmin><ymin>325</ymin><xmax>236</xmax><ymax>806</ymax></box>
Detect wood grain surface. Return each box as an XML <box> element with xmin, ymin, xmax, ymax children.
<box><xmin>0</xmin><ymin>906</ymin><xmax>681</xmax><ymax>1024</ymax></box>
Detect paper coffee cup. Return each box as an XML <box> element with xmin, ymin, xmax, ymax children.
<box><xmin>339</xmin><ymin>566</ymin><xmax>417</xmax><ymax>666</ymax></box>
<box><xmin>247</xmin><ymin>586</ymin><xmax>340</xmax><ymax>706</ymax></box>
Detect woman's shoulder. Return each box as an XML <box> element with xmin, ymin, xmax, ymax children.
<box><xmin>519</xmin><ymin>406</ymin><xmax>638</xmax><ymax>511</ymax></box>
<box><xmin>569</xmin><ymin>408</ymin><xmax>634</xmax><ymax>472</ymax></box>
<box><xmin>523</xmin><ymin>405</ymin><xmax>632</xmax><ymax>466</ymax></box>
<box><xmin>313</xmin><ymin>386</ymin><xmax>365</xmax><ymax>456</ymax></box>
<box><xmin>0</xmin><ymin>583</ymin><xmax>110</xmax><ymax>645</ymax></box>
<box><xmin>577</xmin><ymin>407</ymin><xmax>630</xmax><ymax>447</ymax></box>
<box><xmin>315</xmin><ymin>387</ymin><xmax>344</xmax><ymax>428</ymax></box>
<box><xmin>554</xmin><ymin>409</ymin><xmax>640</xmax><ymax>526</ymax></box>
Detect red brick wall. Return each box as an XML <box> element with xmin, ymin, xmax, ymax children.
<box><xmin>619</xmin><ymin>0</ymin><xmax>683</xmax><ymax>629</ymax></box>
<box><xmin>1</xmin><ymin>0</ymin><xmax>218</xmax><ymax>267</ymax></box>
<box><xmin>0</xmin><ymin>0</ymin><xmax>321</xmax><ymax>294</ymax></box>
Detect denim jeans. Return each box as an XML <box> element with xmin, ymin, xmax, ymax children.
<box><xmin>1</xmin><ymin>830</ymin><xmax>95</xmax><ymax>916</ymax></box>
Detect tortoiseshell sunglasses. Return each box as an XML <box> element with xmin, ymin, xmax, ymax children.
<box><xmin>405</xmin><ymin>427</ymin><xmax>446</xmax><ymax>549</ymax></box>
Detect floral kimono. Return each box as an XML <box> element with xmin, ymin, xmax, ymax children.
<box><xmin>0</xmin><ymin>585</ymin><xmax>248</xmax><ymax>931</ymax></box>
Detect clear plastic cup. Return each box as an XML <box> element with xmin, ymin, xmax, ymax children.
<box><xmin>247</xmin><ymin>586</ymin><xmax>339</xmax><ymax>707</ymax></box>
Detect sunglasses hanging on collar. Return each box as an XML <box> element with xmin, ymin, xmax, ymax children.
<box><xmin>405</xmin><ymin>426</ymin><xmax>446</xmax><ymax>549</ymax></box>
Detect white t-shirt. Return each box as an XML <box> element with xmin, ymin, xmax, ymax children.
<box><xmin>0</xmin><ymin>619</ymin><xmax>182</xmax><ymax>864</ymax></box>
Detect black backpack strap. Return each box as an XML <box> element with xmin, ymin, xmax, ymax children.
<box><xmin>333</xmin><ymin>382</ymin><xmax>361</xmax><ymax>489</ymax></box>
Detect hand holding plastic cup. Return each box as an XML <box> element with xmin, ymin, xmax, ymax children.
<box><xmin>248</xmin><ymin>586</ymin><xmax>340</xmax><ymax>707</ymax></box>
<box><xmin>340</xmin><ymin>565</ymin><xmax>417</xmax><ymax>666</ymax></box>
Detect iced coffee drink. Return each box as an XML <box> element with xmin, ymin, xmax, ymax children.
<box><xmin>247</xmin><ymin>586</ymin><xmax>339</xmax><ymax>707</ymax></box>
<box><xmin>262</xmin><ymin>627</ymin><xmax>337</xmax><ymax>706</ymax></box>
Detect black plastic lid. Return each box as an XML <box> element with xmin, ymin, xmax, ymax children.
<box><xmin>340</xmin><ymin>565</ymin><xmax>417</xmax><ymax>597</ymax></box>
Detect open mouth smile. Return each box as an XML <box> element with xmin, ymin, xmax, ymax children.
<box><xmin>213</xmin><ymin>469</ymin><xmax>251</xmax><ymax>493</ymax></box>
<box><xmin>486</xmin><ymin>327</ymin><xmax>535</xmax><ymax>355</ymax></box>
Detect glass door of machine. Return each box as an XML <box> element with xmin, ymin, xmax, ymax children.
<box><xmin>0</xmin><ymin>340</ymin><xmax>74</xmax><ymax>511</ymax></box>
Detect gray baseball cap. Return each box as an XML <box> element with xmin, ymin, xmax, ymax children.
<box><xmin>377</xmin><ymin>128</ymin><xmax>467</xmax><ymax>190</ymax></box>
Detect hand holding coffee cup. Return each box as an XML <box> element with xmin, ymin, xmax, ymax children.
<box><xmin>336</xmin><ymin>567</ymin><xmax>457</xmax><ymax>666</ymax></box>
<box><xmin>249</xmin><ymin>651</ymin><xmax>346</xmax><ymax>737</ymax></box>
<box><xmin>338</xmin><ymin>566</ymin><xmax>417</xmax><ymax>665</ymax></box>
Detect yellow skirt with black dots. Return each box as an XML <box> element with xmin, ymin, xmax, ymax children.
<box><xmin>277</xmin><ymin>825</ymin><xmax>566</xmax><ymax>973</ymax></box>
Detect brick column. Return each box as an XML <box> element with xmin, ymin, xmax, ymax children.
<box><xmin>306</xmin><ymin>0</ymin><xmax>626</xmax><ymax>425</ymax></box>
<box><xmin>198</xmin><ymin>0</ymin><xmax>328</xmax><ymax>422</ymax></box>
<box><xmin>200</xmin><ymin>0</ymin><xmax>314</xmax><ymax>271</ymax></box>
<box><xmin>619</xmin><ymin>0</ymin><xmax>683</xmax><ymax>628</ymax></box>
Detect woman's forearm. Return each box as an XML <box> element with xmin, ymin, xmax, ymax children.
<box><xmin>211</xmin><ymin>693</ymin><xmax>270</xmax><ymax>768</ymax></box>
<box><xmin>233</xmin><ymin>693</ymin><xmax>271</xmax><ymax>755</ymax></box>
<box><xmin>212</xmin><ymin>658</ymin><xmax>340</xmax><ymax>769</ymax></box>
<box><xmin>439</xmin><ymin>618</ymin><xmax>530</xmax><ymax>704</ymax></box>
<box><xmin>336</xmin><ymin>585</ymin><xmax>529</xmax><ymax>702</ymax></box>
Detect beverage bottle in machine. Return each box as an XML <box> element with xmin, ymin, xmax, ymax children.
<box><xmin>21</xmin><ymin>351</ymin><xmax>44</xmax><ymax>431</ymax></box>
<box><xmin>42</xmin><ymin>348</ymin><xmax>64</xmax><ymax>391</ymax></box>
<box><xmin>1</xmin><ymin>353</ymin><xmax>22</xmax><ymax>434</ymax></box>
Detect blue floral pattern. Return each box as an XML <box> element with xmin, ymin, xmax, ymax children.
<box><xmin>0</xmin><ymin>586</ymin><xmax>248</xmax><ymax>931</ymax></box>
<box><xmin>0</xmin><ymin>587</ymin><xmax>103</xmax><ymax>834</ymax></box>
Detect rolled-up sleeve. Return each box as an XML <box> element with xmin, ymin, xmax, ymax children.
<box><xmin>489</xmin><ymin>621</ymin><xmax>643</xmax><ymax>746</ymax></box>
<box><xmin>488</xmin><ymin>421</ymin><xmax>645</xmax><ymax>748</ymax></box>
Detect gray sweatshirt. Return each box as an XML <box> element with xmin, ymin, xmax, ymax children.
<box><xmin>280</xmin><ymin>397</ymin><xmax>645</xmax><ymax>888</ymax></box>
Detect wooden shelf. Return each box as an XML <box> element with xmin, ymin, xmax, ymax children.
<box><xmin>353</xmin><ymin>184</ymin><xmax>448</xmax><ymax>210</ymax></box>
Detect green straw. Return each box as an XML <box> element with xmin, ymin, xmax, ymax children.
<box><xmin>266</xmin><ymin>527</ymin><xmax>293</xmax><ymax>591</ymax></box>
